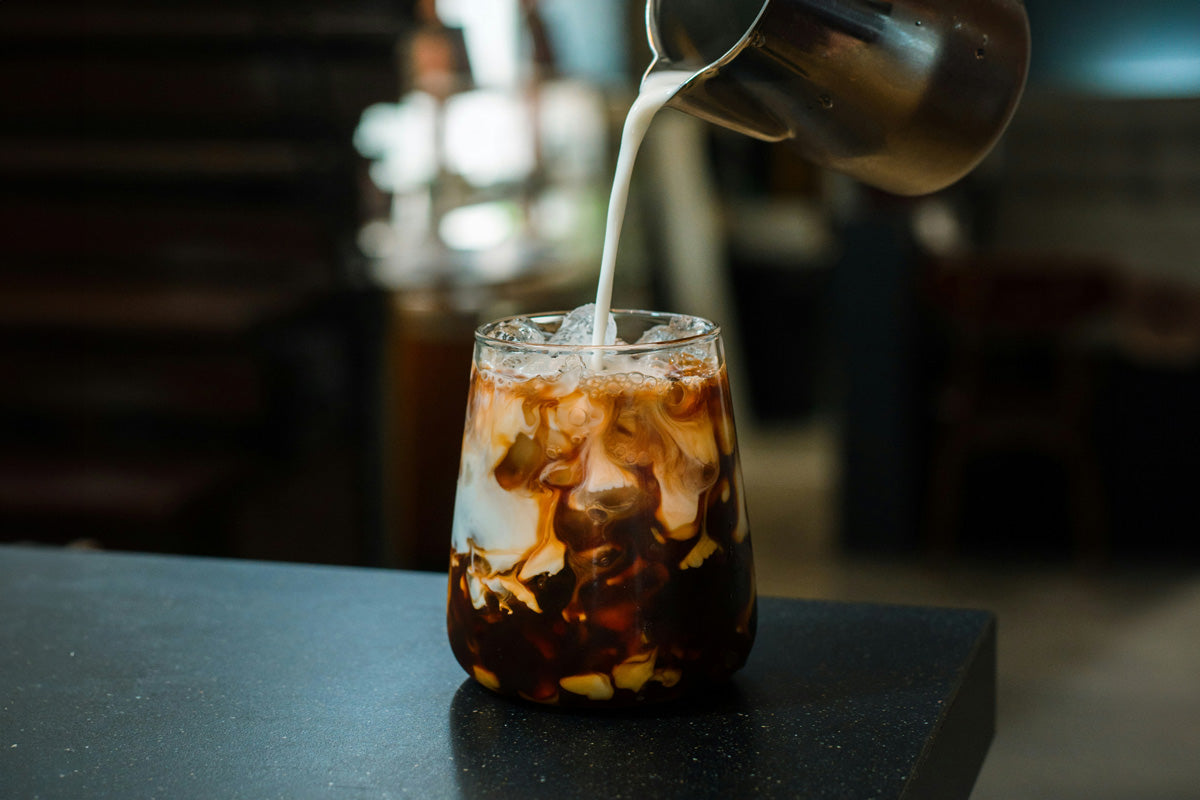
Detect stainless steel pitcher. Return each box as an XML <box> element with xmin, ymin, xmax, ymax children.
<box><xmin>646</xmin><ymin>0</ymin><xmax>1031</xmax><ymax>195</ymax></box>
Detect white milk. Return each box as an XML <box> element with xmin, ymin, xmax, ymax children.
<box><xmin>590</xmin><ymin>70</ymin><xmax>694</xmax><ymax>351</ymax></box>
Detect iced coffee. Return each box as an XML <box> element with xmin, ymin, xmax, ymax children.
<box><xmin>447</xmin><ymin>307</ymin><xmax>755</xmax><ymax>707</ymax></box>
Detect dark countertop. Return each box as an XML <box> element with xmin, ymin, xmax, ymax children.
<box><xmin>0</xmin><ymin>545</ymin><xmax>994</xmax><ymax>799</ymax></box>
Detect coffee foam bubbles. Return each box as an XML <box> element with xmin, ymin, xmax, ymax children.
<box><xmin>475</xmin><ymin>310</ymin><xmax>722</xmax><ymax>385</ymax></box>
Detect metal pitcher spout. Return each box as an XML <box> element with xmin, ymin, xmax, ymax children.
<box><xmin>646</xmin><ymin>0</ymin><xmax>1031</xmax><ymax>196</ymax></box>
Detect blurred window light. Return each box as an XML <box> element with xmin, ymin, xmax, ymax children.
<box><xmin>390</xmin><ymin>190</ymin><xmax>434</xmax><ymax>246</ymax></box>
<box><xmin>355</xmin><ymin>88</ymin><xmax>536</xmax><ymax>192</ymax></box>
<box><xmin>355</xmin><ymin>97</ymin><xmax>438</xmax><ymax>192</ymax></box>
<box><xmin>444</xmin><ymin>89</ymin><xmax>535</xmax><ymax>186</ymax></box>
<box><xmin>532</xmin><ymin>186</ymin><xmax>604</xmax><ymax>251</ymax></box>
<box><xmin>912</xmin><ymin>198</ymin><xmax>968</xmax><ymax>256</ymax></box>
<box><xmin>1085</xmin><ymin>53</ymin><xmax>1200</xmax><ymax>98</ymax></box>
<box><xmin>357</xmin><ymin>220</ymin><xmax>400</xmax><ymax>260</ymax></box>
<box><xmin>439</xmin><ymin>202</ymin><xmax>520</xmax><ymax>251</ymax></box>
<box><xmin>537</xmin><ymin>0</ymin><xmax>629</xmax><ymax>86</ymax></box>
<box><xmin>437</xmin><ymin>0</ymin><xmax>522</xmax><ymax>88</ymax></box>
<box><xmin>538</xmin><ymin>81</ymin><xmax>608</xmax><ymax>181</ymax></box>
<box><xmin>532</xmin><ymin>187</ymin><xmax>581</xmax><ymax>241</ymax></box>
<box><xmin>1025</xmin><ymin>1</ymin><xmax>1200</xmax><ymax>97</ymax></box>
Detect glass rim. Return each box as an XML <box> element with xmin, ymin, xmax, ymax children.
<box><xmin>475</xmin><ymin>309</ymin><xmax>722</xmax><ymax>355</ymax></box>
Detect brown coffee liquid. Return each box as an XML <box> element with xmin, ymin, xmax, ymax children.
<box><xmin>447</xmin><ymin>364</ymin><xmax>755</xmax><ymax>707</ymax></box>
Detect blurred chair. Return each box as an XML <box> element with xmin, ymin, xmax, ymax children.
<box><xmin>922</xmin><ymin>254</ymin><xmax>1116</xmax><ymax>560</ymax></box>
<box><xmin>1112</xmin><ymin>275</ymin><xmax>1200</xmax><ymax>369</ymax></box>
<box><xmin>1100</xmin><ymin>275</ymin><xmax>1200</xmax><ymax>553</ymax></box>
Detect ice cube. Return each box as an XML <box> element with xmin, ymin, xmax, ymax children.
<box><xmin>635</xmin><ymin>324</ymin><xmax>675</xmax><ymax>345</ymax></box>
<box><xmin>631</xmin><ymin>315</ymin><xmax>717</xmax><ymax>376</ymax></box>
<box><xmin>479</xmin><ymin>345</ymin><xmax>585</xmax><ymax>383</ymax></box>
<box><xmin>549</xmin><ymin>304</ymin><xmax>617</xmax><ymax>346</ymax></box>
<box><xmin>635</xmin><ymin>315</ymin><xmax>708</xmax><ymax>345</ymax></box>
<box><xmin>490</xmin><ymin>316</ymin><xmax>546</xmax><ymax>344</ymax></box>
<box><xmin>493</xmin><ymin>351</ymin><xmax>556</xmax><ymax>377</ymax></box>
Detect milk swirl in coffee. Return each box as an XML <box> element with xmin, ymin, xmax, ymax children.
<box><xmin>447</xmin><ymin>72</ymin><xmax>756</xmax><ymax>707</ymax></box>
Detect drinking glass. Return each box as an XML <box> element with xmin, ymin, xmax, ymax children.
<box><xmin>447</xmin><ymin>309</ymin><xmax>756</xmax><ymax>707</ymax></box>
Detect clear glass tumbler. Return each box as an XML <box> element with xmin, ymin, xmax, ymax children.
<box><xmin>447</xmin><ymin>309</ymin><xmax>756</xmax><ymax>707</ymax></box>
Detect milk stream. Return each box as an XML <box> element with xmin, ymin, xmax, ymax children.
<box><xmin>589</xmin><ymin>69</ymin><xmax>694</xmax><ymax>358</ymax></box>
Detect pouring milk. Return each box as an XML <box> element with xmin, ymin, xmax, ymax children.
<box><xmin>589</xmin><ymin>70</ymin><xmax>694</xmax><ymax>353</ymax></box>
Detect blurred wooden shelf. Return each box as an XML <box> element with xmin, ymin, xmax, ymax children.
<box><xmin>0</xmin><ymin>454</ymin><xmax>245</xmax><ymax>525</ymax></box>
<box><xmin>0</xmin><ymin>1</ymin><xmax>411</xmax><ymax>43</ymax></box>
<box><xmin>0</xmin><ymin>139</ymin><xmax>345</xmax><ymax>181</ymax></box>
<box><xmin>0</xmin><ymin>51</ymin><xmax>396</xmax><ymax>138</ymax></box>
<box><xmin>0</xmin><ymin>0</ymin><xmax>404</xmax><ymax>564</ymax></box>
<box><xmin>0</xmin><ymin>199</ymin><xmax>336</xmax><ymax>282</ymax></box>
<box><xmin>0</xmin><ymin>284</ymin><xmax>311</xmax><ymax>337</ymax></box>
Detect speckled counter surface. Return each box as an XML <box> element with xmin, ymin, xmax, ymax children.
<box><xmin>0</xmin><ymin>545</ymin><xmax>994</xmax><ymax>799</ymax></box>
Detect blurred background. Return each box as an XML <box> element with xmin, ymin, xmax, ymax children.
<box><xmin>1</xmin><ymin>1</ymin><xmax>1198</xmax><ymax>796</ymax></box>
